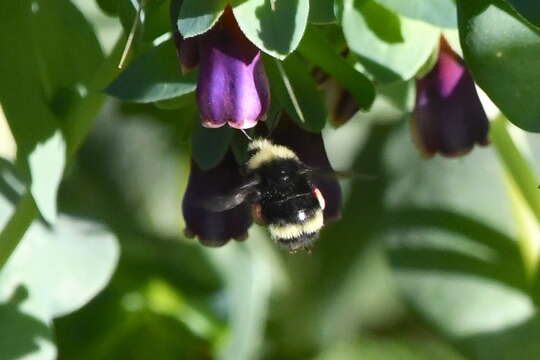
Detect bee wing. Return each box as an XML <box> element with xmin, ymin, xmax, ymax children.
<box><xmin>302</xmin><ymin>166</ymin><xmax>376</xmax><ymax>181</ymax></box>
<box><xmin>202</xmin><ymin>176</ymin><xmax>260</xmax><ymax>212</ymax></box>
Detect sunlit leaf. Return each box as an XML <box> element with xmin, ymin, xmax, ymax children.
<box><xmin>458</xmin><ymin>0</ymin><xmax>540</xmax><ymax>132</ymax></box>
<box><xmin>342</xmin><ymin>0</ymin><xmax>440</xmax><ymax>83</ymax></box>
<box><xmin>232</xmin><ymin>0</ymin><xmax>310</xmax><ymax>59</ymax></box>
<box><xmin>375</xmin><ymin>0</ymin><xmax>457</xmax><ymax>28</ymax></box>
<box><xmin>178</xmin><ymin>0</ymin><xmax>228</xmax><ymax>38</ymax></box>
<box><xmin>0</xmin><ymin>192</ymin><xmax>120</xmax><ymax>360</ymax></box>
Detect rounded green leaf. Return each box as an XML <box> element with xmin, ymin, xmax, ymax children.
<box><xmin>0</xmin><ymin>192</ymin><xmax>119</xmax><ymax>360</ymax></box>
<box><xmin>374</xmin><ymin>0</ymin><xmax>457</xmax><ymax>28</ymax></box>
<box><xmin>457</xmin><ymin>0</ymin><xmax>540</xmax><ymax>132</ymax></box>
<box><xmin>178</xmin><ymin>0</ymin><xmax>228</xmax><ymax>38</ymax></box>
<box><xmin>0</xmin><ymin>215</ymin><xmax>120</xmax><ymax>319</ymax></box>
<box><xmin>106</xmin><ymin>39</ymin><xmax>197</xmax><ymax>103</ymax></box>
<box><xmin>191</xmin><ymin>124</ymin><xmax>234</xmax><ymax>170</ymax></box>
<box><xmin>232</xmin><ymin>0</ymin><xmax>310</xmax><ymax>59</ymax></box>
<box><xmin>342</xmin><ymin>0</ymin><xmax>440</xmax><ymax>83</ymax></box>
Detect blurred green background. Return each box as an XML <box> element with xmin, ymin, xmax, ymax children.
<box><xmin>2</xmin><ymin>1</ymin><xmax>540</xmax><ymax>360</ymax></box>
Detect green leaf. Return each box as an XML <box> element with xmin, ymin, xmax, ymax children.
<box><xmin>106</xmin><ymin>39</ymin><xmax>197</xmax><ymax>103</ymax></box>
<box><xmin>191</xmin><ymin>124</ymin><xmax>234</xmax><ymax>170</ymax></box>
<box><xmin>264</xmin><ymin>55</ymin><xmax>327</xmax><ymax>132</ymax></box>
<box><xmin>309</xmin><ymin>0</ymin><xmax>336</xmax><ymax>24</ymax></box>
<box><xmin>297</xmin><ymin>27</ymin><xmax>375</xmax><ymax>110</ymax></box>
<box><xmin>178</xmin><ymin>0</ymin><xmax>228</xmax><ymax>38</ymax></box>
<box><xmin>0</xmin><ymin>289</ymin><xmax>56</xmax><ymax>360</ymax></box>
<box><xmin>342</xmin><ymin>0</ymin><xmax>440</xmax><ymax>83</ymax></box>
<box><xmin>0</xmin><ymin>192</ymin><xmax>119</xmax><ymax>360</ymax></box>
<box><xmin>374</xmin><ymin>0</ymin><xmax>457</xmax><ymax>28</ymax></box>
<box><xmin>457</xmin><ymin>0</ymin><xmax>540</xmax><ymax>132</ymax></box>
<box><xmin>29</xmin><ymin>0</ymin><xmax>105</xmax><ymax>91</ymax></box>
<box><xmin>232</xmin><ymin>0</ymin><xmax>310</xmax><ymax>59</ymax></box>
<box><xmin>506</xmin><ymin>0</ymin><xmax>540</xmax><ymax>27</ymax></box>
<box><xmin>0</xmin><ymin>0</ymin><xmax>104</xmax><ymax>223</ymax></box>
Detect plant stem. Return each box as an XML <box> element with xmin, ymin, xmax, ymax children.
<box><xmin>490</xmin><ymin>115</ymin><xmax>540</xmax><ymax>278</ymax></box>
<box><xmin>0</xmin><ymin>193</ymin><xmax>37</xmax><ymax>269</ymax></box>
<box><xmin>0</xmin><ymin>34</ymin><xmax>125</xmax><ymax>271</ymax></box>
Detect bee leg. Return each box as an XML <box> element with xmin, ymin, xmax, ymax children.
<box><xmin>251</xmin><ymin>203</ymin><xmax>266</xmax><ymax>225</ymax></box>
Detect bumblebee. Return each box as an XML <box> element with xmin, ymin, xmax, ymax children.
<box><xmin>208</xmin><ymin>139</ymin><xmax>328</xmax><ymax>251</ymax></box>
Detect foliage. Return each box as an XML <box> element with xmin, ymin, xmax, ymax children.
<box><xmin>1</xmin><ymin>0</ymin><xmax>540</xmax><ymax>360</ymax></box>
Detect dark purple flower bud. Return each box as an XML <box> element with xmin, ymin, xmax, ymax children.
<box><xmin>412</xmin><ymin>38</ymin><xmax>489</xmax><ymax>157</ymax></box>
<box><xmin>196</xmin><ymin>7</ymin><xmax>270</xmax><ymax>129</ymax></box>
<box><xmin>313</xmin><ymin>67</ymin><xmax>359</xmax><ymax>127</ymax></box>
<box><xmin>182</xmin><ymin>152</ymin><xmax>252</xmax><ymax>247</ymax></box>
<box><xmin>170</xmin><ymin>0</ymin><xmax>198</xmax><ymax>72</ymax></box>
<box><xmin>272</xmin><ymin>117</ymin><xmax>342</xmax><ymax>222</ymax></box>
<box><xmin>173</xmin><ymin>32</ymin><xmax>199</xmax><ymax>73</ymax></box>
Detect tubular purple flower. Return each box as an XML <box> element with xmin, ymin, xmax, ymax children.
<box><xmin>272</xmin><ymin>116</ymin><xmax>342</xmax><ymax>222</ymax></box>
<box><xmin>182</xmin><ymin>152</ymin><xmax>252</xmax><ymax>247</ymax></box>
<box><xmin>172</xmin><ymin>5</ymin><xmax>270</xmax><ymax>129</ymax></box>
<box><xmin>196</xmin><ymin>7</ymin><xmax>270</xmax><ymax>129</ymax></box>
<box><xmin>412</xmin><ymin>38</ymin><xmax>489</xmax><ymax>157</ymax></box>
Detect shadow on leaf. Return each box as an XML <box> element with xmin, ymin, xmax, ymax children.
<box><xmin>0</xmin><ymin>285</ymin><xmax>53</xmax><ymax>360</ymax></box>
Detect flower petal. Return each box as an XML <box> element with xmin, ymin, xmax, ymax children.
<box><xmin>196</xmin><ymin>7</ymin><xmax>270</xmax><ymax>129</ymax></box>
<box><xmin>182</xmin><ymin>152</ymin><xmax>253</xmax><ymax>246</ymax></box>
<box><xmin>412</xmin><ymin>39</ymin><xmax>489</xmax><ymax>157</ymax></box>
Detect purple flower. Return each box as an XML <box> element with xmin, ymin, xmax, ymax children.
<box><xmin>173</xmin><ymin>6</ymin><xmax>270</xmax><ymax>129</ymax></box>
<box><xmin>182</xmin><ymin>152</ymin><xmax>252</xmax><ymax>247</ymax></box>
<box><xmin>412</xmin><ymin>38</ymin><xmax>489</xmax><ymax>157</ymax></box>
<box><xmin>272</xmin><ymin>116</ymin><xmax>342</xmax><ymax>222</ymax></box>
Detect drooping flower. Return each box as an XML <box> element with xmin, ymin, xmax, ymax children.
<box><xmin>172</xmin><ymin>5</ymin><xmax>270</xmax><ymax>129</ymax></box>
<box><xmin>182</xmin><ymin>152</ymin><xmax>252</xmax><ymax>247</ymax></box>
<box><xmin>271</xmin><ymin>116</ymin><xmax>343</xmax><ymax>222</ymax></box>
<box><xmin>412</xmin><ymin>38</ymin><xmax>489</xmax><ymax>157</ymax></box>
<box><xmin>313</xmin><ymin>67</ymin><xmax>359</xmax><ymax>128</ymax></box>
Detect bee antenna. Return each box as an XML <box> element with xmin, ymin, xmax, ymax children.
<box><xmin>240</xmin><ymin>129</ymin><xmax>254</xmax><ymax>142</ymax></box>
